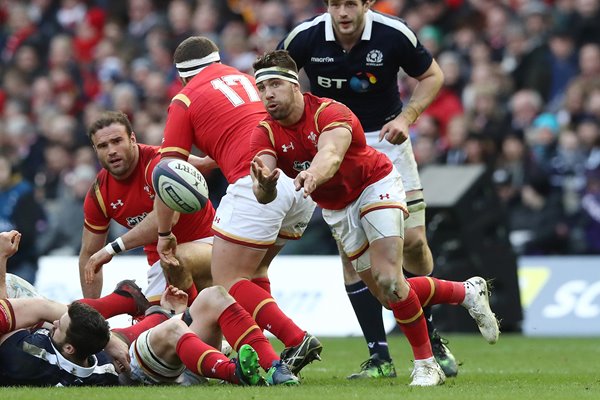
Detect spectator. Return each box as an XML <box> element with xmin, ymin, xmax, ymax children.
<box><xmin>581</xmin><ymin>167</ymin><xmax>600</xmax><ymax>253</ymax></box>
<box><xmin>37</xmin><ymin>164</ymin><xmax>96</xmax><ymax>255</ymax></box>
<box><xmin>0</xmin><ymin>154</ymin><xmax>46</xmax><ymax>283</ymax></box>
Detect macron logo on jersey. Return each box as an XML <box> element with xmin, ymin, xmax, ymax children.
<box><xmin>311</xmin><ymin>56</ymin><xmax>335</xmax><ymax>63</ymax></box>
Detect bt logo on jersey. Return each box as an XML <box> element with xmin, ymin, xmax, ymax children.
<box><xmin>317</xmin><ymin>72</ymin><xmax>378</xmax><ymax>92</ymax></box>
<box><xmin>317</xmin><ymin>76</ymin><xmax>347</xmax><ymax>89</ymax></box>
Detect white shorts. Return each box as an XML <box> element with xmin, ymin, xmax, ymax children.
<box><xmin>322</xmin><ymin>168</ymin><xmax>407</xmax><ymax>272</ymax></box>
<box><xmin>365</xmin><ymin>129</ymin><xmax>426</xmax><ymax>228</ymax></box>
<box><xmin>144</xmin><ymin>237</ymin><xmax>214</xmax><ymax>303</ymax></box>
<box><xmin>212</xmin><ymin>175</ymin><xmax>316</xmax><ymax>248</ymax></box>
<box><xmin>365</xmin><ymin>130</ymin><xmax>422</xmax><ymax>192</ymax></box>
<box><xmin>128</xmin><ymin>330</ymin><xmax>185</xmax><ymax>385</ymax></box>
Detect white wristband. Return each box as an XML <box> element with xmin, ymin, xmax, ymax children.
<box><xmin>104</xmin><ymin>243</ymin><xmax>116</xmax><ymax>256</ymax></box>
<box><xmin>104</xmin><ymin>237</ymin><xmax>126</xmax><ymax>256</ymax></box>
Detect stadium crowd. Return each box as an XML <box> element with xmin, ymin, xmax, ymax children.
<box><xmin>1</xmin><ymin>0</ymin><xmax>600</xmax><ymax>284</ymax></box>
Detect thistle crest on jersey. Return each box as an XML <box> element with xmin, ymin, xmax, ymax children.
<box><xmin>366</xmin><ymin>49</ymin><xmax>383</xmax><ymax>66</ymax></box>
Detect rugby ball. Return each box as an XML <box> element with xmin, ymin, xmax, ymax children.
<box><xmin>152</xmin><ymin>158</ymin><xmax>209</xmax><ymax>213</ymax></box>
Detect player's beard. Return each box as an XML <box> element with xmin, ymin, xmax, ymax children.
<box><xmin>266</xmin><ymin>86</ymin><xmax>295</xmax><ymax>121</ymax></box>
<box><xmin>101</xmin><ymin>147</ymin><xmax>134</xmax><ymax>178</ymax></box>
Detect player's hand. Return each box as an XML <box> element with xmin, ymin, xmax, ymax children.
<box><xmin>251</xmin><ymin>156</ymin><xmax>280</xmax><ymax>193</ymax></box>
<box><xmin>104</xmin><ymin>333</ymin><xmax>131</xmax><ymax>374</ymax></box>
<box><xmin>84</xmin><ymin>248</ymin><xmax>113</xmax><ymax>284</ymax></box>
<box><xmin>0</xmin><ymin>230</ymin><xmax>21</xmax><ymax>258</ymax></box>
<box><xmin>294</xmin><ymin>171</ymin><xmax>317</xmax><ymax>198</ymax></box>
<box><xmin>157</xmin><ymin>234</ymin><xmax>179</xmax><ymax>268</ymax></box>
<box><xmin>378</xmin><ymin>117</ymin><xmax>409</xmax><ymax>145</ymax></box>
<box><xmin>160</xmin><ymin>285</ymin><xmax>188</xmax><ymax>314</ymax></box>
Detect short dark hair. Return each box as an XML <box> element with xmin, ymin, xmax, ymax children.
<box><xmin>253</xmin><ymin>50</ymin><xmax>298</xmax><ymax>74</ymax></box>
<box><xmin>87</xmin><ymin>111</ymin><xmax>133</xmax><ymax>141</ymax></box>
<box><xmin>174</xmin><ymin>36</ymin><xmax>219</xmax><ymax>65</ymax></box>
<box><xmin>66</xmin><ymin>302</ymin><xmax>111</xmax><ymax>359</ymax></box>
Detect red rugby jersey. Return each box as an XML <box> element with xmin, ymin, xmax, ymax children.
<box><xmin>83</xmin><ymin>144</ymin><xmax>215</xmax><ymax>265</ymax></box>
<box><xmin>251</xmin><ymin>93</ymin><xmax>392</xmax><ymax>210</ymax></box>
<box><xmin>160</xmin><ymin>63</ymin><xmax>268</xmax><ymax>183</ymax></box>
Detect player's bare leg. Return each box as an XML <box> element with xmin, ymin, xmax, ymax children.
<box><xmin>342</xmin><ymin>244</ymin><xmax>396</xmax><ymax>379</ymax></box>
<box><xmin>211</xmin><ymin>238</ymin><xmax>317</xmax><ymax>364</ymax></box>
<box><xmin>367</xmin><ymin>236</ymin><xmax>444</xmax><ymax>386</ymax></box>
<box><xmin>403</xmin><ymin>189</ymin><xmax>458</xmax><ymax>377</ymax></box>
<box><xmin>211</xmin><ymin>237</ymin><xmax>269</xmax><ymax>290</ymax></box>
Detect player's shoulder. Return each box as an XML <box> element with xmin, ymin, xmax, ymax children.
<box><xmin>90</xmin><ymin>169</ymin><xmax>109</xmax><ymax>192</ymax></box>
<box><xmin>281</xmin><ymin>13</ymin><xmax>328</xmax><ymax>49</ymax></box>
<box><xmin>369</xmin><ymin>10</ymin><xmax>418</xmax><ymax>46</ymax></box>
<box><xmin>306</xmin><ymin>92</ymin><xmax>338</xmax><ymax>110</ymax></box>
<box><xmin>138</xmin><ymin>143</ymin><xmax>159</xmax><ymax>160</ymax></box>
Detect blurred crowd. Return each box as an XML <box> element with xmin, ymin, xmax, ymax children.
<box><xmin>0</xmin><ymin>0</ymin><xmax>599</xmax><ymax>283</ymax></box>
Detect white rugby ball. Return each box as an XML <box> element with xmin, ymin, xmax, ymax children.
<box><xmin>152</xmin><ymin>158</ymin><xmax>209</xmax><ymax>213</ymax></box>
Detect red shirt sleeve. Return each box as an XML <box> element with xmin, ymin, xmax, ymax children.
<box><xmin>160</xmin><ymin>98</ymin><xmax>194</xmax><ymax>160</ymax></box>
<box><xmin>316</xmin><ymin>101</ymin><xmax>353</xmax><ymax>134</ymax></box>
<box><xmin>250</xmin><ymin>123</ymin><xmax>278</xmax><ymax>159</ymax></box>
<box><xmin>144</xmin><ymin>152</ymin><xmax>161</xmax><ymax>190</ymax></box>
<box><xmin>83</xmin><ymin>184</ymin><xmax>110</xmax><ymax>234</ymax></box>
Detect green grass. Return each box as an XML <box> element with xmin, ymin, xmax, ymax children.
<box><xmin>3</xmin><ymin>335</ymin><xmax>599</xmax><ymax>399</ymax></box>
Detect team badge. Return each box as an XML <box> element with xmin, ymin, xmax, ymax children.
<box><xmin>366</xmin><ymin>49</ymin><xmax>383</xmax><ymax>66</ymax></box>
<box><xmin>307</xmin><ymin>131</ymin><xmax>317</xmax><ymax>146</ymax></box>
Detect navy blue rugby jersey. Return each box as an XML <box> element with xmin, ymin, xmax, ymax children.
<box><xmin>278</xmin><ymin>10</ymin><xmax>433</xmax><ymax>132</ymax></box>
<box><xmin>0</xmin><ymin>329</ymin><xmax>119</xmax><ymax>386</ymax></box>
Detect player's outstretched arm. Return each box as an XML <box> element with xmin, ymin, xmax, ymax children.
<box><xmin>295</xmin><ymin>127</ymin><xmax>351</xmax><ymax>197</ymax></box>
<box><xmin>250</xmin><ymin>155</ymin><xmax>279</xmax><ymax>204</ymax></box>
<box><xmin>0</xmin><ymin>230</ymin><xmax>21</xmax><ymax>298</ymax></box>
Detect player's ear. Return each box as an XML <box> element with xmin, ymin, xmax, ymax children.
<box><xmin>62</xmin><ymin>343</ymin><xmax>76</xmax><ymax>356</ymax></box>
<box><xmin>130</xmin><ymin>132</ymin><xmax>137</xmax><ymax>144</ymax></box>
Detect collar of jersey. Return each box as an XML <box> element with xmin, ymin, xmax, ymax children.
<box><xmin>50</xmin><ymin>339</ymin><xmax>100</xmax><ymax>378</ymax></box>
<box><xmin>325</xmin><ymin>9</ymin><xmax>373</xmax><ymax>42</ymax></box>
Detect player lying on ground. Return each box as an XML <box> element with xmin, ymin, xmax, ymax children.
<box><xmin>0</xmin><ymin>230</ymin><xmax>297</xmax><ymax>386</ymax></box>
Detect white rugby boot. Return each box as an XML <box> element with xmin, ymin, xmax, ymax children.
<box><xmin>409</xmin><ymin>357</ymin><xmax>445</xmax><ymax>386</ymax></box>
<box><xmin>462</xmin><ymin>277</ymin><xmax>500</xmax><ymax>344</ymax></box>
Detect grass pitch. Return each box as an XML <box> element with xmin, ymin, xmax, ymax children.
<box><xmin>3</xmin><ymin>335</ymin><xmax>599</xmax><ymax>400</ymax></box>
